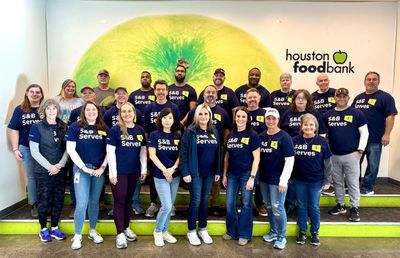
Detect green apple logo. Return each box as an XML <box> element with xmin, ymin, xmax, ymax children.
<box><xmin>333</xmin><ymin>50</ymin><xmax>348</xmax><ymax>64</ymax></box>
<box><xmin>73</xmin><ymin>15</ymin><xmax>282</xmax><ymax>94</ymax></box>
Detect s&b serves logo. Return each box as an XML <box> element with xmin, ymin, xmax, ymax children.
<box><xmin>286</xmin><ymin>49</ymin><xmax>354</xmax><ymax>73</ymax></box>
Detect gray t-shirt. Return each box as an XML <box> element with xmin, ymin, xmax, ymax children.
<box><xmin>93</xmin><ymin>86</ymin><xmax>114</xmax><ymax>105</ymax></box>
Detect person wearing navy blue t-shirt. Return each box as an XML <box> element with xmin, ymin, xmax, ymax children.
<box><xmin>312</xmin><ymin>74</ymin><xmax>336</xmax><ymax>115</ymax></box>
<box><xmin>258</xmin><ymin>108</ymin><xmax>294</xmax><ymax>249</ymax></box>
<box><xmin>223</xmin><ymin>107</ymin><xmax>261</xmax><ymax>246</ymax></box>
<box><xmin>270</xmin><ymin>73</ymin><xmax>296</xmax><ymax>116</ymax></box>
<box><xmin>128</xmin><ymin>71</ymin><xmax>155</xmax><ymax>118</ymax></box>
<box><xmin>235</xmin><ymin>68</ymin><xmax>270</xmax><ymax>108</ymax></box>
<box><xmin>352</xmin><ymin>71</ymin><xmax>397</xmax><ymax>195</ymax></box>
<box><xmin>292</xmin><ymin>114</ymin><xmax>333</xmax><ymax>246</ymax></box>
<box><xmin>180</xmin><ymin>104</ymin><xmax>222</xmax><ymax>246</ymax></box>
<box><xmin>68</xmin><ymin>86</ymin><xmax>97</xmax><ymax>125</ymax></box>
<box><xmin>8</xmin><ymin>84</ymin><xmax>43</xmax><ymax>218</ymax></box>
<box><xmin>323</xmin><ymin>88</ymin><xmax>369</xmax><ymax>222</ymax></box>
<box><xmin>66</xmin><ymin>101</ymin><xmax>108</xmax><ymax>250</ymax></box>
<box><xmin>168</xmin><ymin>64</ymin><xmax>197</xmax><ymax>124</ymax></box>
<box><xmin>106</xmin><ymin>102</ymin><xmax>147</xmax><ymax>249</ymax></box>
<box><xmin>148</xmin><ymin>108</ymin><xmax>181</xmax><ymax>247</ymax></box>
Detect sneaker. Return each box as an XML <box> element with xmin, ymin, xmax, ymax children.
<box><xmin>88</xmin><ymin>230</ymin><xmax>104</xmax><ymax>244</ymax></box>
<box><xmin>124</xmin><ymin>228</ymin><xmax>137</xmax><ymax>242</ymax></box>
<box><xmin>171</xmin><ymin>206</ymin><xmax>176</xmax><ymax>217</ymax></box>
<box><xmin>257</xmin><ymin>206</ymin><xmax>268</xmax><ymax>217</ymax></box>
<box><xmin>69</xmin><ymin>208</ymin><xmax>75</xmax><ymax>219</ymax></box>
<box><xmin>262</xmin><ymin>232</ymin><xmax>277</xmax><ymax>242</ymax></box>
<box><xmin>349</xmin><ymin>207</ymin><xmax>361</xmax><ymax>222</ymax></box>
<box><xmin>116</xmin><ymin>232</ymin><xmax>128</xmax><ymax>249</ymax></box>
<box><xmin>39</xmin><ymin>228</ymin><xmax>51</xmax><ymax>242</ymax></box>
<box><xmin>238</xmin><ymin>238</ymin><xmax>248</xmax><ymax>246</ymax></box>
<box><xmin>31</xmin><ymin>204</ymin><xmax>38</xmax><ymax>219</ymax></box>
<box><xmin>361</xmin><ymin>190</ymin><xmax>374</xmax><ymax>196</ymax></box>
<box><xmin>145</xmin><ymin>202</ymin><xmax>158</xmax><ymax>217</ymax></box>
<box><xmin>108</xmin><ymin>209</ymin><xmax>114</xmax><ymax>217</ymax></box>
<box><xmin>71</xmin><ymin>234</ymin><xmax>82</xmax><ymax>250</ymax></box>
<box><xmin>50</xmin><ymin>227</ymin><xmax>66</xmax><ymax>240</ymax></box>
<box><xmin>132</xmin><ymin>206</ymin><xmax>145</xmax><ymax>215</ymax></box>
<box><xmin>187</xmin><ymin>231</ymin><xmax>201</xmax><ymax>246</ymax></box>
<box><xmin>321</xmin><ymin>185</ymin><xmax>335</xmax><ymax>196</ymax></box>
<box><xmin>328</xmin><ymin>204</ymin><xmax>346</xmax><ymax>215</ymax></box>
<box><xmin>296</xmin><ymin>233</ymin><xmax>306</xmax><ymax>245</ymax></box>
<box><xmin>162</xmin><ymin>231</ymin><xmax>177</xmax><ymax>243</ymax></box>
<box><xmin>222</xmin><ymin>233</ymin><xmax>233</xmax><ymax>240</ymax></box>
<box><xmin>153</xmin><ymin>231</ymin><xmax>164</xmax><ymax>247</ymax></box>
<box><xmin>198</xmin><ymin>230</ymin><xmax>213</xmax><ymax>244</ymax></box>
<box><xmin>99</xmin><ymin>201</ymin><xmax>108</xmax><ymax>211</ymax></box>
<box><xmin>311</xmin><ymin>233</ymin><xmax>320</xmax><ymax>246</ymax></box>
<box><xmin>273</xmin><ymin>237</ymin><xmax>287</xmax><ymax>250</ymax></box>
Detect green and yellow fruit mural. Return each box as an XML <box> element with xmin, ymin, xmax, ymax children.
<box><xmin>73</xmin><ymin>15</ymin><xmax>282</xmax><ymax>94</ymax></box>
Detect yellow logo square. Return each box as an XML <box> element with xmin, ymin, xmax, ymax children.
<box><xmin>241</xmin><ymin>137</ymin><xmax>249</xmax><ymax>145</ymax></box>
<box><xmin>137</xmin><ymin>135</ymin><xmax>143</xmax><ymax>142</ymax></box>
<box><xmin>368</xmin><ymin>99</ymin><xmax>377</xmax><ymax>106</ymax></box>
<box><xmin>328</xmin><ymin>97</ymin><xmax>336</xmax><ymax>103</ymax></box>
<box><xmin>211</xmin><ymin>134</ymin><xmax>216</xmax><ymax>140</ymax></box>
<box><xmin>220</xmin><ymin>94</ymin><xmax>228</xmax><ymax>101</ymax></box>
<box><xmin>148</xmin><ymin>95</ymin><xmax>155</xmax><ymax>101</ymax></box>
<box><xmin>288</xmin><ymin>97</ymin><xmax>292</xmax><ymax>103</ymax></box>
<box><xmin>98</xmin><ymin>130</ymin><xmax>107</xmax><ymax>136</ymax></box>
<box><xmin>214</xmin><ymin>114</ymin><xmax>221</xmax><ymax>121</ymax></box>
<box><xmin>271</xmin><ymin>141</ymin><xmax>278</xmax><ymax>149</ymax></box>
<box><xmin>344</xmin><ymin>115</ymin><xmax>353</xmax><ymax>123</ymax></box>
<box><xmin>312</xmin><ymin>144</ymin><xmax>321</xmax><ymax>152</ymax></box>
<box><xmin>174</xmin><ymin>139</ymin><xmax>180</xmax><ymax>145</ymax></box>
<box><xmin>256</xmin><ymin>115</ymin><xmax>264</xmax><ymax>123</ymax></box>
<box><xmin>182</xmin><ymin>91</ymin><xmax>189</xmax><ymax>97</ymax></box>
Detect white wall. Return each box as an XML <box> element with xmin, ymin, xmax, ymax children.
<box><xmin>0</xmin><ymin>0</ymin><xmax>48</xmax><ymax>210</ymax></box>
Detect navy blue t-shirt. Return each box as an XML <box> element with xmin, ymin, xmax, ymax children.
<box><xmin>65</xmin><ymin>122</ymin><xmax>108</xmax><ymax>168</ymax></box>
<box><xmin>226</xmin><ymin>130</ymin><xmax>261</xmax><ymax>175</ymax></box>
<box><xmin>185</xmin><ymin>105</ymin><xmax>231</xmax><ymax>141</ymax></box>
<box><xmin>198</xmin><ymin>86</ymin><xmax>240</xmax><ymax>116</ymax></box>
<box><xmin>8</xmin><ymin>106</ymin><xmax>41</xmax><ymax>147</ymax></box>
<box><xmin>143</xmin><ymin>101</ymin><xmax>180</xmax><ymax>134</ymax></box>
<box><xmin>29</xmin><ymin>123</ymin><xmax>61</xmax><ymax>144</ymax></box>
<box><xmin>323</xmin><ymin>107</ymin><xmax>367</xmax><ymax>155</ymax></box>
<box><xmin>352</xmin><ymin>90</ymin><xmax>397</xmax><ymax>143</ymax></box>
<box><xmin>128</xmin><ymin>88</ymin><xmax>155</xmax><ymax>115</ymax></box>
<box><xmin>312</xmin><ymin>88</ymin><xmax>336</xmax><ymax>114</ymax></box>
<box><xmin>280</xmin><ymin>109</ymin><xmax>327</xmax><ymax>137</ymax></box>
<box><xmin>148</xmin><ymin>130</ymin><xmax>180</xmax><ymax>179</ymax></box>
<box><xmin>249</xmin><ymin>108</ymin><xmax>267</xmax><ymax>134</ymax></box>
<box><xmin>235</xmin><ymin>84</ymin><xmax>270</xmax><ymax>108</ymax></box>
<box><xmin>168</xmin><ymin>83</ymin><xmax>197</xmax><ymax>119</ymax></box>
<box><xmin>196</xmin><ymin>128</ymin><xmax>219</xmax><ymax>177</ymax></box>
<box><xmin>259</xmin><ymin>130</ymin><xmax>295</xmax><ymax>185</ymax></box>
<box><xmin>103</xmin><ymin>105</ymin><xmax>142</xmax><ymax>128</ymax></box>
<box><xmin>270</xmin><ymin>89</ymin><xmax>296</xmax><ymax>116</ymax></box>
<box><xmin>107</xmin><ymin>124</ymin><xmax>146</xmax><ymax>175</ymax></box>
<box><xmin>292</xmin><ymin>135</ymin><xmax>332</xmax><ymax>183</ymax></box>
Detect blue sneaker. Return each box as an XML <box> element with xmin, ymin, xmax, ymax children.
<box><xmin>39</xmin><ymin>228</ymin><xmax>51</xmax><ymax>242</ymax></box>
<box><xmin>50</xmin><ymin>227</ymin><xmax>66</xmax><ymax>240</ymax></box>
<box><xmin>132</xmin><ymin>205</ymin><xmax>145</xmax><ymax>215</ymax></box>
<box><xmin>262</xmin><ymin>233</ymin><xmax>277</xmax><ymax>242</ymax></box>
<box><xmin>273</xmin><ymin>237</ymin><xmax>287</xmax><ymax>250</ymax></box>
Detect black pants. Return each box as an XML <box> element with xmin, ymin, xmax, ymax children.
<box><xmin>35</xmin><ymin>170</ymin><xmax>66</xmax><ymax>229</ymax></box>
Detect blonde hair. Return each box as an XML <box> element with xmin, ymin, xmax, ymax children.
<box><xmin>118</xmin><ymin>102</ymin><xmax>136</xmax><ymax>137</ymax></box>
<box><xmin>58</xmin><ymin>79</ymin><xmax>78</xmax><ymax>102</ymax></box>
<box><xmin>193</xmin><ymin>103</ymin><xmax>213</xmax><ymax>132</ymax></box>
<box><xmin>300</xmin><ymin>113</ymin><xmax>319</xmax><ymax>134</ymax></box>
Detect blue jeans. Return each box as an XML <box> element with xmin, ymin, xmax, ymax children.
<box><xmin>361</xmin><ymin>143</ymin><xmax>382</xmax><ymax>193</ymax></box>
<box><xmin>19</xmin><ymin>145</ymin><xmax>37</xmax><ymax>205</ymax></box>
<box><xmin>226</xmin><ymin>173</ymin><xmax>254</xmax><ymax>240</ymax></box>
<box><xmin>131</xmin><ymin>177</ymin><xmax>142</xmax><ymax>209</ymax></box>
<box><xmin>294</xmin><ymin>180</ymin><xmax>322</xmax><ymax>234</ymax></box>
<box><xmin>259</xmin><ymin>181</ymin><xmax>287</xmax><ymax>238</ymax></box>
<box><xmin>187</xmin><ymin>175</ymin><xmax>214</xmax><ymax>231</ymax></box>
<box><xmin>73</xmin><ymin>164</ymin><xmax>105</xmax><ymax>234</ymax></box>
<box><xmin>154</xmin><ymin>176</ymin><xmax>180</xmax><ymax>232</ymax></box>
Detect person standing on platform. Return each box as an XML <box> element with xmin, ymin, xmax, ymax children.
<box><xmin>270</xmin><ymin>73</ymin><xmax>296</xmax><ymax>116</ymax></box>
<box><xmin>8</xmin><ymin>84</ymin><xmax>43</xmax><ymax>218</ymax></box>
<box><xmin>93</xmin><ymin>69</ymin><xmax>114</xmax><ymax>107</ymax></box>
<box><xmin>312</xmin><ymin>73</ymin><xmax>336</xmax><ymax>115</ymax></box>
<box><xmin>235</xmin><ymin>67</ymin><xmax>270</xmax><ymax>108</ymax></box>
<box><xmin>53</xmin><ymin>79</ymin><xmax>84</xmax><ymax>124</ymax></box>
<box><xmin>323</xmin><ymin>88</ymin><xmax>369</xmax><ymax>222</ymax></box>
<box><xmin>352</xmin><ymin>71</ymin><xmax>397</xmax><ymax>195</ymax></box>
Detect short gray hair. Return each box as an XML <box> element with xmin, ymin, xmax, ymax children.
<box><xmin>39</xmin><ymin>98</ymin><xmax>61</xmax><ymax>119</ymax></box>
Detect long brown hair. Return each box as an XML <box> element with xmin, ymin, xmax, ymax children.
<box><xmin>288</xmin><ymin>89</ymin><xmax>314</xmax><ymax>113</ymax></box>
<box><xmin>78</xmin><ymin>101</ymin><xmax>106</xmax><ymax>130</ymax></box>
<box><xmin>58</xmin><ymin>79</ymin><xmax>78</xmax><ymax>102</ymax></box>
<box><xmin>21</xmin><ymin>84</ymin><xmax>44</xmax><ymax>113</ymax></box>
<box><xmin>118</xmin><ymin>102</ymin><xmax>136</xmax><ymax>138</ymax></box>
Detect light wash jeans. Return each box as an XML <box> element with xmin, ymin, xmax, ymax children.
<box><xmin>154</xmin><ymin>176</ymin><xmax>180</xmax><ymax>232</ymax></box>
<box><xmin>19</xmin><ymin>145</ymin><xmax>37</xmax><ymax>205</ymax></box>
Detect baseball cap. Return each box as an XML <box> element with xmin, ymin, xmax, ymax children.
<box><xmin>264</xmin><ymin>108</ymin><xmax>280</xmax><ymax>119</ymax></box>
<box><xmin>114</xmin><ymin>87</ymin><xmax>128</xmax><ymax>93</ymax></box>
<box><xmin>335</xmin><ymin>88</ymin><xmax>349</xmax><ymax>96</ymax></box>
<box><xmin>214</xmin><ymin>68</ymin><xmax>225</xmax><ymax>76</ymax></box>
<box><xmin>80</xmin><ymin>86</ymin><xmax>94</xmax><ymax>93</ymax></box>
<box><xmin>98</xmin><ymin>69</ymin><xmax>109</xmax><ymax>76</ymax></box>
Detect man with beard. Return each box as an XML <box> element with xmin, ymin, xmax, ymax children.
<box><xmin>235</xmin><ymin>68</ymin><xmax>270</xmax><ymax>108</ymax></box>
<box><xmin>198</xmin><ymin>68</ymin><xmax>240</xmax><ymax>120</ymax></box>
<box><xmin>128</xmin><ymin>71</ymin><xmax>155</xmax><ymax>120</ymax></box>
<box><xmin>168</xmin><ymin>65</ymin><xmax>197</xmax><ymax>125</ymax></box>
<box><xmin>93</xmin><ymin>69</ymin><xmax>114</xmax><ymax>106</ymax></box>
<box><xmin>312</xmin><ymin>74</ymin><xmax>336</xmax><ymax>115</ymax></box>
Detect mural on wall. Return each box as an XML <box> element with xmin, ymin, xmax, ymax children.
<box><xmin>73</xmin><ymin>15</ymin><xmax>282</xmax><ymax>93</ymax></box>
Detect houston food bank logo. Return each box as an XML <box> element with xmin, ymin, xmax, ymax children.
<box><xmin>285</xmin><ymin>49</ymin><xmax>354</xmax><ymax>74</ymax></box>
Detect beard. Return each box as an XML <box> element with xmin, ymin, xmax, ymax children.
<box><xmin>205</xmin><ymin>96</ymin><xmax>216</xmax><ymax>104</ymax></box>
<box><xmin>142</xmin><ymin>82</ymin><xmax>151</xmax><ymax>89</ymax></box>
<box><xmin>175</xmin><ymin>75</ymin><xmax>185</xmax><ymax>83</ymax></box>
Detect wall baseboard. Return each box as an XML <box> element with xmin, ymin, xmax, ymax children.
<box><xmin>0</xmin><ymin>199</ymin><xmax>27</xmax><ymax>219</ymax></box>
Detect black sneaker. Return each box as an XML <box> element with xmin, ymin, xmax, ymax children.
<box><xmin>349</xmin><ymin>207</ymin><xmax>361</xmax><ymax>222</ymax></box>
<box><xmin>311</xmin><ymin>233</ymin><xmax>320</xmax><ymax>246</ymax></box>
<box><xmin>296</xmin><ymin>233</ymin><xmax>306</xmax><ymax>245</ymax></box>
<box><xmin>328</xmin><ymin>203</ymin><xmax>346</xmax><ymax>215</ymax></box>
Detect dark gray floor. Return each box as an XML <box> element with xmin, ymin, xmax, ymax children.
<box><xmin>0</xmin><ymin>235</ymin><xmax>399</xmax><ymax>258</ymax></box>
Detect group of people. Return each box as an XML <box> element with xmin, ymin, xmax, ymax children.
<box><xmin>8</xmin><ymin>63</ymin><xmax>397</xmax><ymax>250</ymax></box>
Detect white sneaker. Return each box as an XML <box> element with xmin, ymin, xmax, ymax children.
<box><xmin>124</xmin><ymin>227</ymin><xmax>137</xmax><ymax>242</ymax></box>
<box><xmin>71</xmin><ymin>234</ymin><xmax>82</xmax><ymax>250</ymax></box>
<box><xmin>116</xmin><ymin>232</ymin><xmax>127</xmax><ymax>249</ymax></box>
<box><xmin>198</xmin><ymin>229</ymin><xmax>213</xmax><ymax>244</ymax></box>
<box><xmin>88</xmin><ymin>230</ymin><xmax>104</xmax><ymax>244</ymax></box>
<box><xmin>146</xmin><ymin>202</ymin><xmax>159</xmax><ymax>217</ymax></box>
<box><xmin>162</xmin><ymin>231</ymin><xmax>177</xmax><ymax>243</ymax></box>
<box><xmin>153</xmin><ymin>230</ymin><xmax>165</xmax><ymax>247</ymax></box>
<box><xmin>187</xmin><ymin>231</ymin><xmax>201</xmax><ymax>246</ymax></box>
